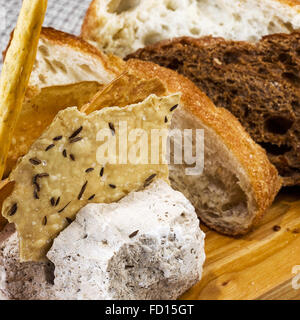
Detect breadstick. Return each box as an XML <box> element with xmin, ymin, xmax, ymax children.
<box><xmin>0</xmin><ymin>0</ymin><xmax>47</xmax><ymax>179</ymax></box>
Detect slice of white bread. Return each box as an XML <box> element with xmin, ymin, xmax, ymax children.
<box><xmin>126</xmin><ymin>59</ymin><xmax>282</xmax><ymax>235</ymax></box>
<box><xmin>30</xmin><ymin>27</ymin><xmax>122</xmax><ymax>91</ymax></box>
<box><xmin>0</xmin><ymin>181</ymin><xmax>205</xmax><ymax>300</ymax></box>
<box><xmin>4</xmin><ymin>27</ymin><xmax>122</xmax><ymax>92</ymax></box>
<box><xmin>81</xmin><ymin>0</ymin><xmax>300</xmax><ymax>57</ymax></box>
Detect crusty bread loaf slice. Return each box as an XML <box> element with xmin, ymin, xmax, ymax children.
<box><xmin>81</xmin><ymin>0</ymin><xmax>300</xmax><ymax>57</ymax></box>
<box><xmin>30</xmin><ymin>27</ymin><xmax>123</xmax><ymax>91</ymax></box>
<box><xmin>126</xmin><ymin>33</ymin><xmax>300</xmax><ymax>186</ymax></box>
<box><xmin>126</xmin><ymin>59</ymin><xmax>282</xmax><ymax>235</ymax></box>
<box><xmin>4</xmin><ymin>27</ymin><xmax>122</xmax><ymax>93</ymax></box>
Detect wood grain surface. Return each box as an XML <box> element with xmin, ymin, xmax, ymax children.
<box><xmin>182</xmin><ymin>187</ymin><xmax>300</xmax><ymax>300</ymax></box>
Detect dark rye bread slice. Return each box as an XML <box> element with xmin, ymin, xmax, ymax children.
<box><xmin>126</xmin><ymin>32</ymin><xmax>300</xmax><ymax>186</ymax></box>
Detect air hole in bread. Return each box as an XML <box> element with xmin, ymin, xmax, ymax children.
<box><xmin>33</xmin><ymin>60</ymin><xmax>39</xmax><ymax>69</ymax></box>
<box><xmin>241</xmin><ymin>104</ymin><xmax>250</xmax><ymax>118</ymax></box>
<box><xmin>268</xmin><ymin>21</ymin><xmax>277</xmax><ymax>34</ymax></box>
<box><xmin>190</xmin><ymin>28</ymin><xmax>200</xmax><ymax>35</ymax></box>
<box><xmin>52</xmin><ymin>60</ymin><xmax>68</xmax><ymax>74</ymax></box>
<box><xmin>226</xmin><ymin>79</ymin><xmax>235</xmax><ymax>84</ymax></box>
<box><xmin>233</xmin><ymin>13</ymin><xmax>241</xmax><ymax>22</ymax></box>
<box><xmin>112</xmin><ymin>29</ymin><xmax>123</xmax><ymax>41</ymax></box>
<box><xmin>260</xmin><ymin>142</ymin><xmax>292</xmax><ymax>156</ymax></box>
<box><xmin>262</xmin><ymin>55</ymin><xmax>273</xmax><ymax>63</ymax></box>
<box><xmin>291</xmin><ymin>100</ymin><xmax>299</xmax><ymax>114</ymax></box>
<box><xmin>80</xmin><ymin>64</ymin><xmax>93</xmax><ymax>73</ymax></box>
<box><xmin>166</xmin><ymin>0</ymin><xmax>178</xmax><ymax>11</ymax></box>
<box><xmin>143</xmin><ymin>33</ymin><xmax>163</xmax><ymax>46</ymax></box>
<box><xmin>222</xmin><ymin>188</ymin><xmax>247</xmax><ymax>213</ymax></box>
<box><xmin>223</xmin><ymin>51</ymin><xmax>240</xmax><ymax>64</ymax></box>
<box><xmin>44</xmin><ymin>58</ymin><xmax>57</xmax><ymax>74</ymax></box>
<box><xmin>282</xmin><ymin>72</ymin><xmax>300</xmax><ymax>87</ymax></box>
<box><xmin>167</xmin><ymin>58</ymin><xmax>183</xmax><ymax>70</ymax></box>
<box><xmin>278</xmin><ymin>53</ymin><xmax>292</xmax><ymax>64</ymax></box>
<box><xmin>38</xmin><ymin>45</ymin><xmax>50</xmax><ymax>57</ymax></box>
<box><xmin>258</xmin><ymin>67</ymin><xmax>268</xmax><ymax>75</ymax></box>
<box><xmin>283</xmin><ymin>22</ymin><xmax>295</xmax><ymax>33</ymax></box>
<box><xmin>107</xmin><ymin>0</ymin><xmax>141</xmax><ymax>14</ymax></box>
<box><xmin>38</xmin><ymin>74</ymin><xmax>46</xmax><ymax>84</ymax></box>
<box><xmin>265</xmin><ymin>116</ymin><xmax>293</xmax><ymax>135</ymax></box>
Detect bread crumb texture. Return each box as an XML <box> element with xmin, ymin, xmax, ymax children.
<box><xmin>30</xmin><ymin>28</ymin><xmax>119</xmax><ymax>89</ymax></box>
<box><xmin>82</xmin><ymin>0</ymin><xmax>300</xmax><ymax>57</ymax></box>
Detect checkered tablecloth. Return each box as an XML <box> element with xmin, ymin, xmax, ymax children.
<box><xmin>0</xmin><ymin>0</ymin><xmax>92</xmax><ymax>67</ymax></box>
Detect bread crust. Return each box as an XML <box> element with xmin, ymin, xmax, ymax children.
<box><xmin>81</xmin><ymin>0</ymin><xmax>98</xmax><ymax>41</ymax></box>
<box><xmin>126</xmin><ymin>59</ymin><xmax>282</xmax><ymax>235</ymax></box>
<box><xmin>41</xmin><ymin>27</ymin><xmax>109</xmax><ymax>61</ymax></box>
<box><xmin>40</xmin><ymin>27</ymin><xmax>125</xmax><ymax>75</ymax></box>
<box><xmin>278</xmin><ymin>0</ymin><xmax>300</xmax><ymax>7</ymax></box>
<box><xmin>3</xmin><ymin>26</ymin><xmax>124</xmax><ymax>76</ymax></box>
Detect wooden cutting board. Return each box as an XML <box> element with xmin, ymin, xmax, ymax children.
<box><xmin>182</xmin><ymin>187</ymin><xmax>300</xmax><ymax>300</ymax></box>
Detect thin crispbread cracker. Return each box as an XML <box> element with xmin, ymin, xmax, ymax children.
<box><xmin>0</xmin><ymin>179</ymin><xmax>15</xmax><ymax>231</ymax></box>
<box><xmin>3</xmin><ymin>94</ymin><xmax>180</xmax><ymax>261</ymax></box>
<box><xmin>0</xmin><ymin>0</ymin><xmax>47</xmax><ymax>179</ymax></box>
<box><xmin>4</xmin><ymin>81</ymin><xmax>102</xmax><ymax>178</ymax></box>
<box><xmin>81</xmin><ymin>72</ymin><xmax>167</xmax><ymax>114</ymax></box>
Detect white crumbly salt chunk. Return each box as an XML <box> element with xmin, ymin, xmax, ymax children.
<box><xmin>0</xmin><ymin>181</ymin><xmax>205</xmax><ymax>300</ymax></box>
<box><xmin>48</xmin><ymin>180</ymin><xmax>205</xmax><ymax>300</ymax></box>
<box><xmin>0</xmin><ymin>224</ymin><xmax>54</xmax><ymax>300</ymax></box>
